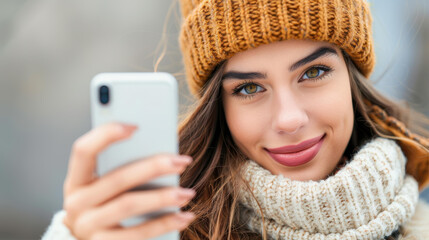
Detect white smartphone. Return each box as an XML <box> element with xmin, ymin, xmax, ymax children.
<box><xmin>90</xmin><ymin>72</ymin><xmax>179</xmax><ymax>240</ymax></box>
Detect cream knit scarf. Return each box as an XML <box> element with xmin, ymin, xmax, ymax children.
<box><xmin>238</xmin><ymin>138</ymin><xmax>419</xmax><ymax>240</ymax></box>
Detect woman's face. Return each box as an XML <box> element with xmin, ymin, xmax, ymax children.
<box><xmin>221</xmin><ymin>40</ymin><xmax>354</xmax><ymax>181</ymax></box>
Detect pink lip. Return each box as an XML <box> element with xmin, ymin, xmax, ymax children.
<box><xmin>265</xmin><ymin>134</ymin><xmax>325</xmax><ymax>167</ymax></box>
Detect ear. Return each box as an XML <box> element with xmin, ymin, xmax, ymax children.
<box><xmin>368</xmin><ymin>103</ymin><xmax>429</xmax><ymax>192</ymax></box>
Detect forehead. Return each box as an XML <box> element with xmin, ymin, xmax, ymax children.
<box><xmin>225</xmin><ymin>40</ymin><xmax>341</xmax><ymax>71</ymax></box>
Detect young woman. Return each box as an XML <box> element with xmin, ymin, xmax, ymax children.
<box><xmin>43</xmin><ymin>0</ymin><xmax>429</xmax><ymax>239</ymax></box>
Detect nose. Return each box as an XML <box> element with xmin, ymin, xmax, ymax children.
<box><xmin>271</xmin><ymin>91</ymin><xmax>309</xmax><ymax>134</ymax></box>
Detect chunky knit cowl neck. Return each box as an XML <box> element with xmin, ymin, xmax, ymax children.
<box><xmin>238</xmin><ymin>138</ymin><xmax>419</xmax><ymax>240</ymax></box>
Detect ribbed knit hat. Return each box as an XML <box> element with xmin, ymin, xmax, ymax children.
<box><xmin>179</xmin><ymin>0</ymin><xmax>375</xmax><ymax>96</ymax></box>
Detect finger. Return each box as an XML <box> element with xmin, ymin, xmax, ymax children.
<box><xmin>90</xmin><ymin>212</ymin><xmax>196</xmax><ymax>240</ymax></box>
<box><xmin>64</xmin><ymin>154</ymin><xmax>192</xmax><ymax>212</ymax></box>
<box><xmin>73</xmin><ymin>187</ymin><xmax>195</xmax><ymax>236</ymax></box>
<box><xmin>64</xmin><ymin>122</ymin><xmax>138</xmax><ymax>195</ymax></box>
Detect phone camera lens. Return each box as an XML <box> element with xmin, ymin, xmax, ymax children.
<box><xmin>99</xmin><ymin>85</ymin><xmax>109</xmax><ymax>105</ymax></box>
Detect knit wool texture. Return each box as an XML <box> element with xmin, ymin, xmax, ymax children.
<box><xmin>179</xmin><ymin>0</ymin><xmax>375</xmax><ymax>96</ymax></box>
<box><xmin>238</xmin><ymin>138</ymin><xmax>419</xmax><ymax>239</ymax></box>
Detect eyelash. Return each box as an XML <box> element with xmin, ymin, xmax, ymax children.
<box><xmin>230</xmin><ymin>81</ymin><xmax>259</xmax><ymax>100</ymax></box>
<box><xmin>299</xmin><ymin>64</ymin><xmax>332</xmax><ymax>82</ymax></box>
<box><xmin>231</xmin><ymin>64</ymin><xmax>333</xmax><ymax>99</ymax></box>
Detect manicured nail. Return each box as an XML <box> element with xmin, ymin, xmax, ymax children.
<box><xmin>171</xmin><ymin>155</ymin><xmax>192</xmax><ymax>167</ymax></box>
<box><xmin>177</xmin><ymin>188</ymin><xmax>196</xmax><ymax>200</ymax></box>
<box><xmin>119</xmin><ymin>123</ymin><xmax>138</xmax><ymax>133</ymax></box>
<box><xmin>176</xmin><ymin>212</ymin><xmax>196</xmax><ymax>223</ymax></box>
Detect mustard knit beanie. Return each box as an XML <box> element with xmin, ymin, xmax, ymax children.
<box><xmin>179</xmin><ymin>0</ymin><xmax>375</xmax><ymax>96</ymax></box>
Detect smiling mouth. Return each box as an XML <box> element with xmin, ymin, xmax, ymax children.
<box><xmin>264</xmin><ymin>134</ymin><xmax>326</xmax><ymax>167</ymax></box>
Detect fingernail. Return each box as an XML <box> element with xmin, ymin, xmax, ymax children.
<box><xmin>176</xmin><ymin>212</ymin><xmax>196</xmax><ymax>223</ymax></box>
<box><xmin>171</xmin><ymin>155</ymin><xmax>192</xmax><ymax>167</ymax></box>
<box><xmin>119</xmin><ymin>123</ymin><xmax>138</xmax><ymax>133</ymax></box>
<box><xmin>177</xmin><ymin>188</ymin><xmax>196</xmax><ymax>200</ymax></box>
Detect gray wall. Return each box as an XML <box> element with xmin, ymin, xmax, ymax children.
<box><xmin>0</xmin><ymin>0</ymin><xmax>428</xmax><ymax>239</ymax></box>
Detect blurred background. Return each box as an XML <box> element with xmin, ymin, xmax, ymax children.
<box><xmin>0</xmin><ymin>0</ymin><xmax>428</xmax><ymax>239</ymax></box>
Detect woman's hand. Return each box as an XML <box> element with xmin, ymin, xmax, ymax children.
<box><xmin>62</xmin><ymin>123</ymin><xmax>195</xmax><ymax>240</ymax></box>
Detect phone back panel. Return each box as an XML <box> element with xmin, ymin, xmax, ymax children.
<box><xmin>91</xmin><ymin>72</ymin><xmax>179</xmax><ymax>240</ymax></box>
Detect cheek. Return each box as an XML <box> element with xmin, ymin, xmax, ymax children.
<box><xmin>311</xmin><ymin>75</ymin><xmax>354</xmax><ymax>140</ymax></box>
<box><xmin>223</xmin><ymin>98</ymin><xmax>267</xmax><ymax>154</ymax></box>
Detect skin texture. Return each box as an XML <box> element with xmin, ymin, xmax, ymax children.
<box><xmin>222</xmin><ymin>39</ymin><xmax>354</xmax><ymax>181</ymax></box>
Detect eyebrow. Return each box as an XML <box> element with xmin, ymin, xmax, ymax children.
<box><xmin>289</xmin><ymin>47</ymin><xmax>338</xmax><ymax>71</ymax></box>
<box><xmin>221</xmin><ymin>46</ymin><xmax>338</xmax><ymax>81</ymax></box>
<box><xmin>221</xmin><ymin>71</ymin><xmax>267</xmax><ymax>81</ymax></box>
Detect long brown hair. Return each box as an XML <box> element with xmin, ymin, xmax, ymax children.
<box><xmin>178</xmin><ymin>50</ymin><xmax>428</xmax><ymax>240</ymax></box>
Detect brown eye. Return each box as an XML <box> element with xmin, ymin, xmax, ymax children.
<box><xmin>301</xmin><ymin>66</ymin><xmax>331</xmax><ymax>81</ymax></box>
<box><xmin>244</xmin><ymin>84</ymin><xmax>258</xmax><ymax>94</ymax></box>
<box><xmin>305</xmin><ymin>67</ymin><xmax>321</xmax><ymax>79</ymax></box>
<box><xmin>233</xmin><ymin>82</ymin><xmax>264</xmax><ymax>97</ymax></box>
